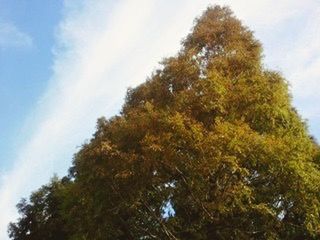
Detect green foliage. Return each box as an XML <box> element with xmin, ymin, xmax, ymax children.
<box><xmin>8</xmin><ymin>176</ymin><xmax>70</xmax><ymax>240</ymax></box>
<box><xmin>9</xmin><ymin>5</ymin><xmax>320</xmax><ymax>240</ymax></box>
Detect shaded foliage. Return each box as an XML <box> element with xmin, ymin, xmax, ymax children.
<box><xmin>9</xmin><ymin>6</ymin><xmax>320</xmax><ymax>240</ymax></box>
<box><xmin>8</xmin><ymin>176</ymin><xmax>70</xmax><ymax>240</ymax></box>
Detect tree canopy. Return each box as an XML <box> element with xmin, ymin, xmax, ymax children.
<box><xmin>8</xmin><ymin>6</ymin><xmax>320</xmax><ymax>240</ymax></box>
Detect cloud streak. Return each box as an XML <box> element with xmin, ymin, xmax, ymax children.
<box><xmin>0</xmin><ymin>0</ymin><xmax>319</xmax><ymax>239</ymax></box>
<box><xmin>0</xmin><ymin>22</ymin><xmax>32</xmax><ymax>49</ymax></box>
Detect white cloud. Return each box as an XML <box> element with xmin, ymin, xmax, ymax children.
<box><xmin>0</xmin><ymin>22</ymin><xmax>32</xmax><ymax>49</ymax></box>
<box><xmin>0</xmin><ymin>0</ymin><xmax>319</xmax><ymax>239</ymax></box>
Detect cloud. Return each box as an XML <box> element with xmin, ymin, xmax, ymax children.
<box><xmin>0</xmin><ymin>22</ymin><xmax>33</xmax><ymax>49</ymax></box>
<box><xmin>0</xmin><ymin>0</ymin><xmax>319</xmax><ymax>239</ymax></box>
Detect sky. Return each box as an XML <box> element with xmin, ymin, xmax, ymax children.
<box><xmin>0</xmin><ymin>0</ymin><xmax>319</xmax><ymax>238</ymax></box>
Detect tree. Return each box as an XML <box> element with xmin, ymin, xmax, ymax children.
<box><xmin>8</xmin><ymin>177</ymin><xmax>70</xmax><ymax>240</ymax></box>
<box><xmin>9</xmin><ymin>5</ymin><xmax>320</xmax><ymax>240</ymax></box>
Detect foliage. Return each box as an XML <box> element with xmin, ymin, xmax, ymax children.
<box><xmin>8</xmin><ymin>176</ymin><xmax>70</xmax><ymax>240</ymax></box>
<box><xmin>8</xmin><ymin>6</ymin><xmax>320</xmax><ymax>240</ymax></box>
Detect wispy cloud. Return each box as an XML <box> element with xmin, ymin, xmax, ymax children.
<box><xmin>0</xmin><ymin>22</ymin><xmax>32</xmax><ymax>49</ymax></box>
<box><xmin>0</xmin><ymin>0</ymin><xmax>319</xmax><ymax>239</ymax></box>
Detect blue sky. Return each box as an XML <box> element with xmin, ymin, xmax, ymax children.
<box><xmin>0</xmin><ymin>0</ymin><xmax>319</xmax><ymax>239</ymax></box>
<box><xmin>0</xmin><ymin>0</ymin><xmax>62</xmax><ymax>171</ymax></box>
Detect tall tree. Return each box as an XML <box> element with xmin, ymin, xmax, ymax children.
<box><xmin>9</xmin><ymin>6</ymin><xmax>320</xmax><ymax>240</ymax></box>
